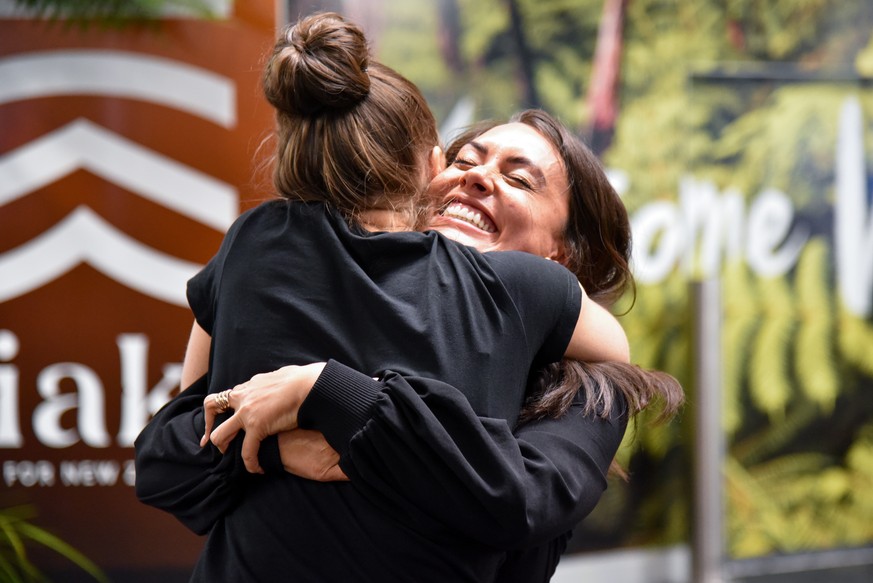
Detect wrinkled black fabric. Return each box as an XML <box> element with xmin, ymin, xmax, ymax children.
<box><xmin>301</xmin><ymin>360</ymin><xmax>627</xmax><ymax>550</ymax></box>
<box><xmin>134</xmin><ymin>200</ymin><xmax>592</xmax><ymax>582</ymax></box>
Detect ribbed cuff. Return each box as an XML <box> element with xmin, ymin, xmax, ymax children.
<box><xmin>297</xmin><ymin>359</ymin><xmax>383</xmax><ymax>456</ymax></box>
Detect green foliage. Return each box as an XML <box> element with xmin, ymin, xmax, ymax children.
<box><xmin>11</xmin><ymin>0</ymin><xmax>216</xmax><ymax>27</ymax></box>
<box><xmin>794</xmin><ymin>239</ymin><xmax>839</xmax><ymax>411</ymax></box>
<box><xmin>370</xmin><ymin>0</ymin><xmax>873</xmax><ymax>560</ymax></box>
<box><xmin>0</xmin><ymin>506</ymin><xmax>107</xmax><ymax>583</ymax></box>
<box><xmin>620</xmin><ymin>230</ymin><xmax>873</xmax><ymax>556</ymax></box>
<box><xmin>722</xmin><ymin>0</ymin><xmax>833</xmax><ymax>59</ymax></box>
<box><xmin>598</xmin><ymin>0</ymin><xmax>873</xmax><ymax>558</ymax></box>
<box><xmin>377</xmin><ymin>0</ymin><xmax>604</xmax><ymax>126</ymax></box>
<box><xmin>373</xmin><ymin>1</ymin><xmax>457</xmax><ymax>121</ymax></box>
<box><xmin>726</xmin><ymin>424</ymin><xmax>873</xmax><ymax>557</ymax></box>
<box><xmin>713</xmin><ymin>88</ymin><xmax>855</xmax><ymax>206</ymax></box>
<box><xmin>748</xmin><ymin>274</ymin><xmax>794</xmax><ymax>419</ymax></box>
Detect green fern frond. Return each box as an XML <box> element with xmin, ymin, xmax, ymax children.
<box><xmin>748</xmin><ymin>276</ymin><xmax>795</xmax><ymax>418</ymax></box>
<box><xmin>846</xmin><ymin>431</ymin><xmax>873</xmax><ymax>478</ymax></box>
<box><xmin>722</xmin><ymin>260</ymin><xmax>760</xmax><ymax>434</ymax></box>
<box><xmin>838</xmin><ymin>309</ymin><xmax>873</xmax><ymax>376</ymax></box>
<box><xmin>794</xmin><ymin>239</ymin><xmax>839</xmax><ymax>411</ymax></box>
<box><xmin>732</xmin><ymin>400</ymin><xmax>819</xmax><ymax>465</ymax></box>
<box><xmin>747</xmin><ymin>452</ymin><xmax>831</xmax><ymax>485</ymax></box>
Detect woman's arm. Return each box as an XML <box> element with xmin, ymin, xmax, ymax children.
<box><xmin>204</xmin><ymin>363</ymin><xmax>326</xmax><ymax>472</ymax></box>
<box><xmin>564</xmin><ymin>284</ymin><xmax>630</xmax><ymax>363</ymax></box>
<box><xmin>134</xmin><ymin>319</ymin><xmax>252</xmax><ymax>533</ymax></box>
<box><xmin>133</xmin><ymin>374</ymin><xmax>247</xmax><ymax>534</ymax></box>
<box><xmin>181</xmin><ymin>320</ymin><xmax>211</xmax><ymax>389</ymax></box>
<box><xmin>296</xmin><ymin>360</ymin><xmax>627</xmax><ymax>549</ymax></box>
<box><xmin>198</xmin><ymin>356</ymin><xmax>624</xmax><ymax>546</ymax></box>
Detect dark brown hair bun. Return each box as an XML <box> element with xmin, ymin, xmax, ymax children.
<box><xmin>264</xmin><ymin>12</ymin><xmax>370</xmax><ymax>116</ymax></box>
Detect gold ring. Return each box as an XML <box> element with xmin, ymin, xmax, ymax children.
<box><xmin>214</xmin><ymin>389</ymin><xmax>232</xmax><ymax>413</ymax></box>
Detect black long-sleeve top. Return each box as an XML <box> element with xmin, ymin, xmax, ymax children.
<box><xmin>135</xmin><ymin>363</ymin><xmax>626</xmax><ymax>581</ymax></box>
<box><xmin>136</xmin><ymin>199</ymin><xmax>624</xmax><ymax>582</ymax></box>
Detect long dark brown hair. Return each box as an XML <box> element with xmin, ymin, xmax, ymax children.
<box><xmin>445</xmin><ymin>111</ymin><xmax>684</xmax><ymax>436</ymax></box>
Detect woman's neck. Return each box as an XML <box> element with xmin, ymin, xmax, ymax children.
<box><xmin>358</xmin><ymin>208</ymin><xmax>415</xmax><ymax>232</ymax></box>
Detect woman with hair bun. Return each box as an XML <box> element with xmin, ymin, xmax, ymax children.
<box><xmin>136</xmin><ymin>11</ymin><xmax>641</xmax><ymax>582</ymax></box>
<box><xmin>200</xmin><ymin>110</ymin><xmax>684</xmax><ymax>582</ymax></box>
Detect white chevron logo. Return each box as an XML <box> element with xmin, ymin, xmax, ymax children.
<box><xmin>0</xmin><ymin>50</ymin><xmax>236</xmax><ymax>127</ymax></box>
<box><xmin>0</xmin><ymin>49</ymin><xmax>240</xmax><ymax>306</ymax></box>
<box><xmin>0</xmin><ymin>206</ymin><xmax>199</xmax><ymax>306</ymax></box>
<box><xmin>0</xmin><ymin>118</ymin><xmax>237</xmax><ymax>230</ymax></box>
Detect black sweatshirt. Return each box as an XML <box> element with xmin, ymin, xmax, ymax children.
<box><xmin>135</xmin><ymin>200</ymin><xmax>625</xmax><ymax>582</ymax></box>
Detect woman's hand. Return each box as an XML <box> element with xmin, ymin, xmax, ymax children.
<box><xmin>278</xmin><ymin>429</ymin><xmax>348</xmax><ymax>482</ymax></box>
<box><xmin>201</xmin><ymin>362</ymin><xmax>327</xmax><ymax>474</ymax></box>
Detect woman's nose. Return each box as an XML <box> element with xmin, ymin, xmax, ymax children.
<box><xmin>459</xmin><ymin>165</ymin><xmax>493</xmax><ymax>194</ymax></box>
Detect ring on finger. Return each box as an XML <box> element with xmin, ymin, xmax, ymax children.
<box><xmin>214</xmin><ymin>389</ymin><xmax>233</xmax><ymax>413</ymax></box>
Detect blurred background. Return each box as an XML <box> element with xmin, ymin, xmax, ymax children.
<box><xmin>0</xmin><ymin>0</ymin><xmax>871</xmax><ymax>581</ymax></box>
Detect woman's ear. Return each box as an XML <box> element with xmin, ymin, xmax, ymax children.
<box><xmin>429</xmin><ymin>146</ymin><xmax>446</xmax><ymax>179</ymax></box>
<box><xmin>547</xmin><ymin>242</ymin><xmax>568</xmax><ymax>264</ymax></box>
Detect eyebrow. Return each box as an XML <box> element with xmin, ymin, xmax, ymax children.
<box><xmin>467</xmin><ymin>140</ymin><xmax>548</xmax><ymax>188</ymax></box>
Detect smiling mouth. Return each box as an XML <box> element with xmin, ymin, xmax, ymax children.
<box><xmin>440</xmin><ymin>201</ymin><xmax>496</xmax><ymax>233</ymax></box>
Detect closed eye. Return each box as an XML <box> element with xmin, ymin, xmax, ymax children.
<box><xmin>507</xmin><ymin>174</ymin><xmax>533</xmax><ymax>189</ymax></box>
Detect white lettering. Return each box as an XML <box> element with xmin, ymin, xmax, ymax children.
<box><xmin>59</xmin><ymin>460</ymin><xmax>120</xmax><ymax>487</ymax></box>
<box><xmin>835</xmin><ymin>96</ymin><xmax>873</xmax><ymax>316</ymax></box>
<box><xmin>746</xmin><ymin>188</ymin><xmax>808</xmax><ymax>277</ymax></box>
<box><xmin>2</xmin><ymin>460</ymin><xmax>55</xmax><ymax>487</ymax></box>
<box><xmin>630</xmin><ymin>178</ymin><xmax>809</xmax><ymax>283</ymax></box>
<box><xmin>123</xmin><ymin>459</ymin><xmax>136</xmax><ymax>486</ymax></box>
<box><xmin>679</xmin><ymin>178</ymin><xmax>746</xmax><ymax>278</ymax></box>
<box><xmin>0</xmin><ymin>331</ymin><xmax>181</xmax><ymax>450</ymax></box>
<box><xmin>33</xmin><ymin>363</ymin><xmax>109</xmax><ymax>448</ymax></box>
<box><xmin>116</xmin><ymin>334</ymin><xmax>182</xmax><ymax>446</ymax></box>
<box><xmin>631</xmin><ymin>201</ymin><xmax>685</xmax><ymax>283</ymax></box>
<box><xmin>0</xmin><ymin>330</ymin><xmax>22</xmax><ymax>447</ymax></box>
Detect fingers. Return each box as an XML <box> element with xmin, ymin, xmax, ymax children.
<box><xmin>210</xmin><ymin>414</ymin><xmax>243</xmax><ymax>453</ymax></box>
<box><xmin>240</xmin><ymin>433</ymin><xmax>264</xmax><ymax>474</ymax></box>
<box><xmin>200</xmin><ymin>394</ymin><xmax>220</xmax><ymax>447</ymax></box>
<box><xmin>200</xmin><ymin>388</ymin><xmax>236</xmax><ymax>447</ymax></box>
<box><xmin>319</xmin><ymin>464</ymin><xmax>349</xmax><ymax>482</ymax></box>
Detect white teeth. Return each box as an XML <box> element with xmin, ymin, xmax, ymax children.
<box><xmin>442</xmin><ymin>203</ymin><xmax>495</xmax><ymax>233</ymax></box>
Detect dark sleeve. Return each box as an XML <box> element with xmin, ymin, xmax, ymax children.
<box><xmin>133</xmin><ymin>375</ymin><xmax>246</xmax><ymax>534</ymax></box>
<box><xmin>186</xmin><ymin>205</ymin><xmax>257</xmax><ymax>334</ymax></box>
<box><xmin>493</xmin><ymin>533</ymin><xmax>572</xmax><ymax>583</ymax></box>
<box><xmin>298</xmin><ymin>360</ymin><xmax>627</xmax><ymax>549</ymax></box>
<box><xmin>134</xmin><ymin>205</ymin><xmax>294</xmax><ymax>531</ymax></box>
<box><xmin>485</xmin><ymin>251</ymin><xmax>581</xmax><ymax>368</ymax></box>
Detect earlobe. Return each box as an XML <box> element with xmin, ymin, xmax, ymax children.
<box><xmin>429</xmin><ymin>146</ymin><xmax>446</xmax><ymax>179</ymax></box>
<box><xmin>548</xmin><ymin>243</ymin><xmax>568</xmax><ymax>264</ymax></box>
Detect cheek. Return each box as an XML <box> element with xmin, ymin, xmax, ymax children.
<box><xmin>428</xmin><ymin>171</ymin><xmax>458</xmax><ymax>200</ymax></box>
<box><xmin>530</xmin><ymin>205</ymin><xmax>568</xmax><ymax>256</ymax></box>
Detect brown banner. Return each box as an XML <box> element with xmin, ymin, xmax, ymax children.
<box><xmin>0</xmin><ymin>3</ymin><xmax>277</xmax><ymax>574</ymax></box>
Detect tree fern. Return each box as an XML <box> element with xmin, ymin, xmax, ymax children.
<box><xmin>722</xmin><ymin>259</ymin><xmax>760</xmax><ymax>435</ymax></box>
<box><xmin>748</xmin><ymin>275</ymin><xmax>795</xmax><ymax>418</ymax></box>
<box><xmin>794</xmin><ymin>239</ymin><xmax>840</xmax><ymax>411</ymax></box>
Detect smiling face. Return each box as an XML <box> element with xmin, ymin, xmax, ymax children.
<box><xmin>427</xmin><ymin>123</ymin><xmax>570</xmax><ymax>260</ymax></box>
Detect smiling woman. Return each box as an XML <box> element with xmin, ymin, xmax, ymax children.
<box><xmin>430</xmin><ymin>122</ymin><xmax>571</xmax><ymax>261</ymax></box>
<box><xmin>438</xmin><ymin>110</ymin><xmax>636</xmax><ymax>307</ymax></box>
